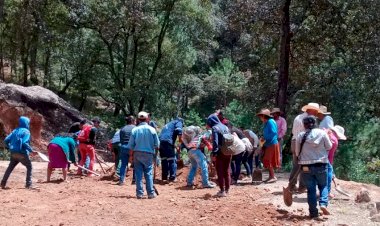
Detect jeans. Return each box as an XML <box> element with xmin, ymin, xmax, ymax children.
<box><xmin>77</xmin><ymin>144</ymin><xmax>95</xmax><ymax>176</ymax></box>
<box><xmin>231</xmin><ymin>152</ymin><xmax>244</xmax><ymax>181</ymax></box>
<box><xmin>134</xmin><ymin>151</ymin><xmax>155</xmax><ymax>197</ymax></box>
<box><xmin>242</xmin><ymin>151</ymin><xmax>254</xmax><ymax>176</ymax></box>
<box><xmin>327</xmin><ymin>163</ymin><xmax>334</xmax><ymax>194</ymax></box>
<box><xmin>289</xmin><ymin>139</ymin><xmax>305</xmax><ymax>189</ymax></box>
<box><xmin>216</xmin><ymin>153</ymin><xmax>232</xmax><ymax>191</ymax></box>
<box><xmin>278</xmin><ymin>138</ymin><xmax>283</xmax><ymax>167</ymax></box>
<box><xmin>187</xmin><ymin>149</ymin><xmax>209</xmax><ymax>186</ymax></box>
<box><xmin>119</xmin><ymin>145</ymin><xmax>130</xmax><ymax>183</ymax></box>
<box><xmin>159</xmin><ymin>141</ymin><xmax>177</xmax><ymax>180</ymax></box>
<box><xmin>301</xmin><ymin>164</ymin><xmax>329</xmax><ymax>217</ymax></box>
<box><xmin>1</xmin><ymin>153</ymin><xmax>32</xmax><ymax>187</ymax></box>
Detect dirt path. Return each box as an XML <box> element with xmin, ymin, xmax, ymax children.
<box><xmin>0</xmin><ymin>161</ymin><xmax>379</xmax><ymax>226</ymax></box>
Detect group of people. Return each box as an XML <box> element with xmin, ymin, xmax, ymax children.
<box><xmin>1</xmin><ymin>102</ymin><xmax>346</xmax><ymax>219</ymax></box>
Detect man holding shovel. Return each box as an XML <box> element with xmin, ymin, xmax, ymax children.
<box><xmin>127</xmin><ymin>111</ymin><xmax>160</xmax><ymax>199</ymax></box>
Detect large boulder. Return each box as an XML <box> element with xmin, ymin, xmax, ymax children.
<box><xmin>0</xmin><ymin>83</ymin><xmax>84</xmax><ymax>150</ymax></box>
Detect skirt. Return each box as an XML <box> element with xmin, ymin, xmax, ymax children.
<box><xmin>48</xmin><ymin>143</ymin><xmax>68</xmax><ymax>169</ymax></box>
<box><xmin>262</xmin><ymin>143</ymin><xmax>280</xmax><ymax>168</ymax></box>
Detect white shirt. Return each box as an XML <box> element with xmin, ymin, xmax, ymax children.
<box><xmin>292</xmin><ymin>112</ymin><xmax>308</xmax><ymax>140</ymax></box>
<box><xmin>248</xmin><ymin>130</ymin><xmax>259</xmax><ymax>148</ymax></box>
<box><xmin>111</xmin><ymin>130</ymin><xmax>120</xmax><ymax>144</ymax></box>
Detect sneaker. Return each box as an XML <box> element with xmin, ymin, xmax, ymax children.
<box><xmin>117</xmin><ymin>181</ymin><xmax>125</xmax><ymax>186</ymax></box>
<box><xmin>136</xmin><ymin>195</ymin><xmax>143</xmax><ymax>199</ymax></box>
<box><xmin>186</xmin><ymin>183</ymin><xmax>194</xmax><ymax>188</ymax></box>
<box><xmin>148</xmin><ymin>193</ymin><xmax>157</xmax><ymax>199</ymax></box>
<box><xmin>320</xmin><ymin>206</ymin><xmax>330</xmax><ymax>215</ymax></box>
<box><xmin>217</xmin><ymin>190</ymin><xmax>226</xmax><ymax>197</ymax></box>
<box><xmin>25</xmin><ymin>185</ymin><xmax>39</xmax><ymax>190</ymax></box>
<box><xmin>169</xmin><ymin>178</ymin><xmax>177</xmax><ymax>183</ymax></box>
<box><xmin>202</xmin><ymin>182</ymin><xmax>216</xmax><ymax>189</ymax></box>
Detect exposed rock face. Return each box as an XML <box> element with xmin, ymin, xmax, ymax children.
<box><xmin>0</xmin><ymin>83</ymin><xmax>84</xmax><ymax>150</ymax></box>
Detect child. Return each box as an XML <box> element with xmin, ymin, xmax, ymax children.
<box><xmin>1</xmin><ymin>116</ymin><xmax>37</xmax><ymax>189</ymax></box>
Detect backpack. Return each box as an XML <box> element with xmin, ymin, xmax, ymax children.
<box><xmin>77</xmin><ymin>125</ymin><xmax>93</xmax><ymax>143</ymax></box>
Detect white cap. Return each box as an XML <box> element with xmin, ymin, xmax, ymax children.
<box><xmin>138</xmin><ymin>111</ymin><xmax>149</xmax><ymax>119</ymax></box>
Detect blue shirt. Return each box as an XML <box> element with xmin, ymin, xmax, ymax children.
<box><xmin>159</xmin><ymin>119</ymin><xmax>183</xmax><ymax>145</ymax></box>
<box><xmin>127</xmin><ymin>122</ymin><xmax>160</xmax><ymax>154</ymax></box>
<box><xmin>263</xmin><ymin>118</ymin><xmax>278</xmax><ymax>147</ymax></box>
<box><xmin>319</xmin><ymin>115</ymin><xmax>334</xmax><ymax>129</ymax></box>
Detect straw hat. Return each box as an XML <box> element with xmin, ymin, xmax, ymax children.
<box><xmin>301</xmin><ymin>103</ymin><xmax>320</xmax><ymax>112</ymax></box>
<box><xmin>271</xmin><ymin>108</ymin><xmax>282</xmax><ymax>114</ymax></box>
<box><xmin>257</xmin><ymin>109</ymin><xmax>273</xmax><ymax>118</ymax></box>
<box><xmin>331</xmin><ymin>125</ymin><xmax>347</xmax><ymax>140</ymax></box>
<box><xmin>319</xmin><ymin>105</ymin><xmax>331</xmax><ymax>115</ymax></box>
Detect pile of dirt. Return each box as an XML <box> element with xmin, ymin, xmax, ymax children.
<box><xmin>0</xmin><ymin>83</ymin><xmax>84</xmax><ymax>150</ymax></box>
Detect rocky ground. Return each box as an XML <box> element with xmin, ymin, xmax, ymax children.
<box><xmin>0</xmin><ymin>161</ymin><xmax>379</xmax><ymax>226</ymax></box>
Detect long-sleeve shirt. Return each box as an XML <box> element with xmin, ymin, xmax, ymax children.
<box><xmin>327</xmin><ymin>130</ymin><xmax>339</xmax><ymax>164</ymax></box>
<box><xmin>275</xmin><ymin>116</ymin><xmax>287</xmax><ymax>139</ymax></box>
<box><xmin>292</xmin><ymin>112</ymin><xmax>308</xmax><ymax>140</ymax></box>
<box><xmin>296</xmin><ymin>128</ymin><xmax>333</xmax><ymax>165</ymax></box>
<box><xmin>127</xmin><ymin>122</ymin><xmax>159</xmax><ymax>154</ymax></box>
<box><xmin>319</xmin><ymin>115</ymin><xmax>334</xmax><ymax>129</ymax></box>
<box><xmin>263</xmin><ymin>118</ymin><xmax>278</xmax><ymax>147</ymax></box>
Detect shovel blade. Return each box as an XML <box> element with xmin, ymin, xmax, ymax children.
<box><xmin>252</xmin><ymin>169</ymin><xmax>263</xmax><ymax>182</ymax></box>
<box><xmin>283</xmin><ymin>186</ymin><xmax>293</xmax><ymax>206</ymax></box>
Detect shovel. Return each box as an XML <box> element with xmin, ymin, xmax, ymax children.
<box><xmin>77</xmin><ymin>165</ymin><xmax>100</xmax><ymax>176</ymax></box>
<box><xmin>333</xmin><ymin>177</ymin><xmax>351</xmax><ymax>197</ymax></box>
<box><xmin>37</xmin><ymin>152</ymin><xmax>50</xmax><ymax>162</ymax></box>
<box><xmin>252</xmin><ymin>168</ymin><xmax>263</xmax><ymax>184</ymax></box>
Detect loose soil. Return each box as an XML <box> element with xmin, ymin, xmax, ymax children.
<box><xmin>0</xmin><ymin>161</ymin><xmax>379</xmax><ymax>226</ymax></box>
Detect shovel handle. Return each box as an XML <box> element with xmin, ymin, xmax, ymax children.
<box><xmin>77</xmin><ymin>165</ymin><xmax>100</xmax><ymax>176</ymax></box>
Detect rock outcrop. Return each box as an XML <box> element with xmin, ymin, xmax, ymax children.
<box><xmin>0</xmin><ymin>83</ymin><xmax>84</xmax><ymax>150</ymax></box>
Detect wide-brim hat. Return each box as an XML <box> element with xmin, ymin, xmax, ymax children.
<box><xmin>331</xmin><ymin>125</ymin><xmax>347</xmax><ymax>140</ymax></box>
<box><xmin>271</xmin><ymin>108</ymin><xmax>282</xmax><ymax>114</ymax></box>
<box><xmin>257</xmin><ymin>109</ymin><xmax>273</xmax><ymax>118</ymax></box>
<box><xmin>319</xmin><ymin>105</ymin><xmax>331</xmax><ymax>115</ymax></box>
<box><xmin>138</xmin><ymin>111</ymin><xmax>149</xmax><ymax>119</ymax></box>
<box><xmin>301</xmin><ymin>103</ymin><xmax>320</xmax><ymax>113</ymax></box>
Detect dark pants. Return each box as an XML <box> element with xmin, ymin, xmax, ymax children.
<box><xmin>242</xmin><ymin>151</ymin><xmax>254</xmax><ymax>176</ymax></box>
<box><xmin>231</xmin><ymin>152</ymin><xmax>244</xmax><ymax>181</ymax></box>
<box><xmin>1</xmin><ymin>153</ymin><xmax>32</xmax><ymax>187</ymax></box>
<box><xmin>289</xmin><ymin>139</ymin><xmax>305</xmax><ymax>189</ymax></box>
<box><xmin>216</xmin><ymin>153</ymin><xmax>232</xmax><ymax>191</ymax></box>
<box><xmin>112</xmin><ymin>143</ymin><xmax>120</xmax><ymax>170</ymax></box>
<box><xmin>159</xmin><ymin>141</ymin><xmax>177</xmax><ymax>181</ymax></box>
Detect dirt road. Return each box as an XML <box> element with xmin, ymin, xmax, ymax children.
<box><xmin>0</xmin><ymin>161</ymin><xmax>379</xmax><ymax>226</ymax></box>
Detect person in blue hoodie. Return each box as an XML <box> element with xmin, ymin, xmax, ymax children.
<box><xmin>206</xmin><ymin>113</ymin><xmax>231</xmax><ymax>197</ymax></box>
<box><xmin>1</xmin><ymin>116</ymin><xmax>37</xmax><ymax>189</ymax></box>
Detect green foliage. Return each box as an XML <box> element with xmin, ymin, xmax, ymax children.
<box><xmin>184</xmin><ymin>109</ymin><xmax>204</xmax><ymax>127</ymax></box>
<box><xmin>0</xmin><ymin>149</ymin><xmax>10</xmax><ymax>161</ymax></box>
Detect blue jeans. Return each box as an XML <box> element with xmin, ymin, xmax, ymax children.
<box><xmin>242</xmin><ymin>151</ymin><xmax>254</xmax><ymax>176</ymax></box>
<box><xmin>133</xmin><ymin>151</ymin><xmax>155</xmax><ymax>197</ymax></box>
<box><xmin>1</xmin><ymin>153</ymin><xmax>32</xmax><ymax>187</ymax></box>
<box><xmin>159</xmin><ymin>141</ymin><xmax>177</xmax><ymax>181</ymax></box>
<box><xmin>327</xmin><ymin>163</ymin><xmax>334</xmax><ymax>194</ymax></box>
<box><xmin>301</xmin><ymin>164</ymin><xmax>329</xmax><ymax>217</ymax></box>
<box><xmin>119</xmin><ymin>145</ymin><xmax>130</xmax><ymax>183</ymax></box>
<box><xmin>187</xmin><ymin>149</ymin><xmax>209</xmax><ymax>186</ymax></box>
<box><xmin>231</xmin><ymin>152</ymin><xmax>244</xmax><ymax>181</ymax></box>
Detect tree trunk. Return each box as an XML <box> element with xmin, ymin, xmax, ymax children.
<box><xmin>78</xmin><ymin>93</ymin><xmax>87</xmax><ymax>112</ymax></box>
<box><xmin>276</xmin><ymin>0</ymin><xmax>291</xmax><ymax>114</ymax></box>
<box><xmin>29</xmin><ymin>32</ymin><xmax>39</xmax><ymax>85</ymax></box>
<box><xmin>21</xmin><ymin>39</ymin><xmax>29</xmax><ymax>86</ymax></box>
<box><xmin>0</xmin><ymin>0</ymin><xmax>4</xmax><ymax>23</ymax></box>
<box><xmin>43</xmin><ymin>47</ymin><xmax>51</xmax><ymax>87</ymax></box>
